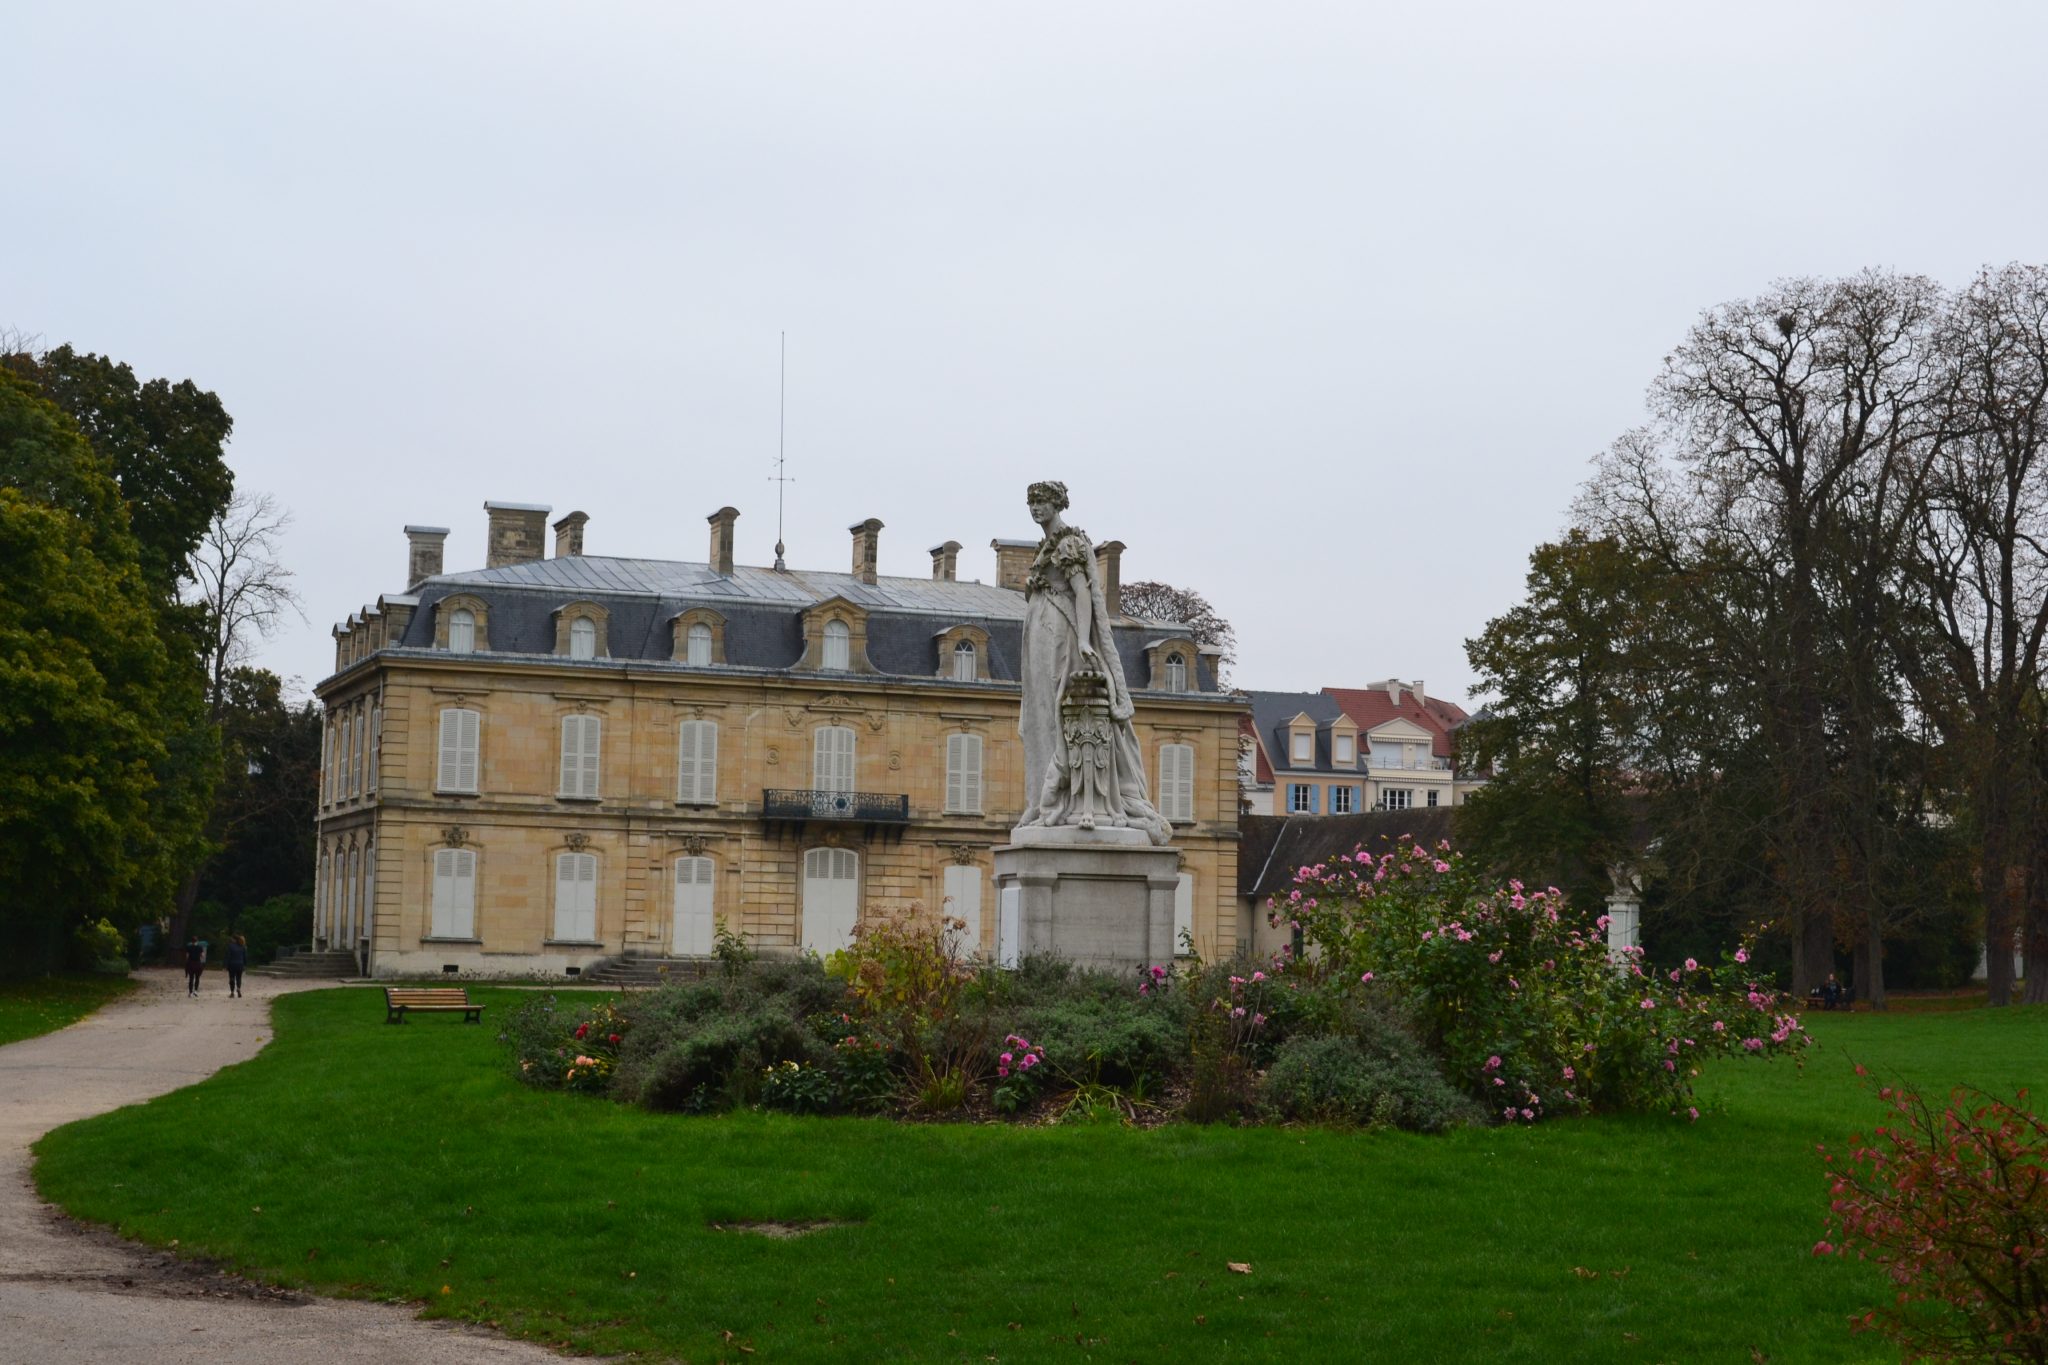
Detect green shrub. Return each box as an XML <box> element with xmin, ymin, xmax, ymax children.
<box><xmin>232</xmin><ymin>892</ymin><xmax>312</xmax><ymax>966</ymax></box>
<box><xmin>607</xmin><ymin>961</ymin><xmax>845</xmax><ymax>1113</ymax></box>
<box><xmin>1011</xmin><ymin>992</ymin><xmax>1185</xmax><ymax>1090</ymax></box>
<box><xmin>69</xmin><ymin>917</ymin><xmax>128</xmax><ymax>973</ymax></box>
<box><xmin>502</xmin><ymin>995</ymin><xmax>630</xmax><ymax>1092</ymax></box>
<box><xmin>759</xmin><ymin>1059</ymin><xmax>837</xmax><ymax>1114</ymax></box>
<box><xmin>1264</xmin><ymin>1032</ymin><xmax>1478</xmax><ymax>1132</ymax></box>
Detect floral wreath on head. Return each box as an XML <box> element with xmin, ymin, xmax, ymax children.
<box><xmin>1026</xmin><ymin>480</ymin><xmax>1070</xmax><ymax>512</ymax></box>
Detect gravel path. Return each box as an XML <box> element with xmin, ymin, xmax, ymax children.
<box><xmin>0</xmin><ymin>968</ymin><xmax>571</xmax><ymax>1364</ymax></box>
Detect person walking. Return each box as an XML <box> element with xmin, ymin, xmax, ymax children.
<box><xmin>224</xmin><ymin>934</ymin><xmax>248</xmax><ymax>998</ymax></box>
<box><xmin>183</xmin><ymin>935</ymin><xmax>205</xmax><ymax>997</ymax></box>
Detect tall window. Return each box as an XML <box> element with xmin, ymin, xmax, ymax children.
<box><xmin>677</xmin><ymin>719</ymin><xmax>718</xmax><ymax>804</ymax></box>
<box><xmin>1334</xmin><ymin>734</ymin><xmax>1355</xmax><ymax>765</ymax></box>
<box><xmin>943</xmin><ymin>863</ymin><xmax>982</xmax><ymax>943</ymax></box>
<box><xmin>346</xmin><ymin>847</ymin><xmax>361</xmax><ymax>943</ymax></box>
<box><xmin>822</xmin><ymin>619</ymin><xmax>851</xmax><ymax>671</ymax></box>
<box><xmin>315</xmin><ymin>849</ymin><xmax>329</xmax><ymax>939</ymax></box>
<box><xmin>339</xmin><ymin>713</ymin><xmax>354</xmax><ymax>797</ymax></box>
<box><xmin>673</xmin><ymin>856</ymin><xmax>714</xmax><ymax>955</ymax></box>
<box><xmin>1165</xmin><ymin>653</ymin><xmax>1187</xmax><ymax>693</ymax></box>
<box><xmin>1383</xmin><ymin>788</ymin><xmax>1412</xmax><ymax>811</ymax></box>
<box><xmin>1289</xmin><ymin>783</ymin><xmax>1314</xmax><ymax>813</ymax></box>
<box><xmin>1291</xmin><ymin>731</ymin><xmax>1312</xmax><ymax>764</ymax></box>
<box><xmin>325</xmin><ymin>851</ymin><xmax>341</xmax><ymax>944</ymax></box>
<box><xmin>1331</xmin><ymin>785</ymin><xmax>1355</xmax><ymax>815</ymax></box>
<box><xmin>321</xmin><ymin>722</ymin><xmax>332</xmax><ymax>805</ymax></box>
<box><xmin>430</xmin><ymin>847</ymin><xmax>476</xmax><ymax>938</ymax></box>
<box><xmin>1159</xmin><ymin>743</ymin><xmax>1195</xmax><ymax>822</ymax></box>
<box><xmin>352</xmin><ymin>705</ymin><xmax>366</xmax><ymax>797</ymax></box>
<box><xmin>1427</xmin><ymin>788</ymin><xmax>1439</xmax><ymax>807</ymax></box>
<box><xmin>952</xmin><ymin>639</ymin><xmax>976</xmax><ymax>682</ymax></box>
<box><xmin>436</xmin><ymin>707</ymin><xmax>480</xmax><ymax>793</ymax></box>
<box><xmin>553</xmin><ymin>852</ymin><xmax>597</xmax><ymax>941</ymax></box>
<box><xmin>559</xmin><ymin>714</ymin><xmax>602</xmax><ymax>798</ymax></box>
<box><xmin>569</xmin><ymin>616</ymin><xmax>597</xmax><ymax>660</ymax></box>
<box><xmin>945</xmin><ymin>733</ymin><xmax>984</xmax><ymax>813</ymax></box>
<box><xmin>448</xmin><ymin>607</ymin><xmax>476</xmax><ymax>654</ymax></box>
<box><xmin>367</xmin><ymin>707</ymin><xmax>380</xmax><ymax>793</ymax></box>
<box><xmin>814</xmin><ymin>725</ymin><xmax>855</xmax><ymax>793</ymax></box>
<box><xmin>686</xmin><ymin>622</ymin><xmax>713</xmax><ymax>666</ymax></box>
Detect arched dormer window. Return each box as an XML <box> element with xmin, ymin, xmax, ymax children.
<box><xmin>569</xmin><ymin>617</ymin><xmax>597</xmax><ymax>660</ymax></box>
<box><xmin>823</xmin><ymin>619</ymin><xmax>851</xmax><ymax>671</ymax></box>
<box><xmin>1165</xmin><ymin>653</ymin><xmax>1187</xmax><ymax>693</ymax></box>
<box><xmin>687</xmin><ymin>622</ymin><xmax>713</xmax><ymax>666</ymax></box>
<box><xmin>952</xmin><ymin>639</ymin><xmax>977</xmax><ymax>682</ymax></box>
<box><xmin>448</xmin><ymin>608</ymin><xmax>476</xmax><ymax>654</ymax></box>
<box><xmin>552</xmin><ymin>601</ymin><xmax>610</xmax><ymax>658</ymax></box>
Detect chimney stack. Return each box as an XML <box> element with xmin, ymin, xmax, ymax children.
<box><xmin>483</xmin><ymin>501</ymin><xmax>551</xmax><ymax>569</ymax></box>
<box><xmin>552</xmin><ymin>510</ymin><xmax>588</xmax><ymax>558</ymax></box>
<box><xmin>930</xmin><ymin>540</ymin><xmax>961</xmax><ymax>582</ymax></box>
<box><xmin>405</xmin><ymin>525</ymin><xmax>450</xmax><ymax>589</ymax></box>
<box><xmin>707</xmin><ymin>506</ymin><xmax>739</xmax><ymax>576</ymax></box>
<box><xmin>991</xmin><ymin>538</ymin><xmax>1036</xmax><ymax>592</ymax></box>
<box><xmin>850</xmin><ymin>518</ymin><xmax>883</xmax><ymax>585</ymax></box>
<box><xmin>1093</xmin><ymin>539</ymin><xmax>1125</xmax><ymax>618</ymax></box>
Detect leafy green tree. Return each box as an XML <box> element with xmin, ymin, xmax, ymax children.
<box><xmin>0</xmin><ymin>372</ymin><xmax>183</xmax><ymax>974</ymax></box>
<box><xmin>197</xmin><ymin>667</ymin><xmax>321</xmax><ymax>915</ymax></box>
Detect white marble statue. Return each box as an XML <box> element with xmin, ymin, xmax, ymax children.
<box><xmin>1015</xmin><ymin>480</ymin><xmax>1172</xmax><ymax>845</ymax></box>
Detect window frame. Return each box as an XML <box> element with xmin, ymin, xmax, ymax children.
<box><xmin>822</xmin><ymin>619</ymin><xmax>852</xmax><ymax>671</ymax></box>
<box><xmin>814</xmin><ymin>725</ymin><xmax>856</xmax><ymax>793</ymax></box>
<box><xmin>1159</xmin><ymin>742</ymin><xmax>1196</xmax><ymax>822</ymax></box>
<box><xmin>1330</xmin><ymin>784</ymin><xmax>1355</xmax><ymax>815</ymax></box>
<box><xmin>447</xmin><ymin>607</ymin><xmax>476</xmax><ymax>654</ymax></box>
<box><xmin>1288</xmin><ymin>783</ymin><xmax>1314</xmax><ymax>814</ymax></box>
<box><xmin>436</xmin><ymin>707</ymin><xmax>481</xmax><ymax>794</ymax></box>
<box><xmin>677</xmin><ymin>718</ymin><xmax>718</xmax><ymax>805</ymax></box>
<box><xmin>945</xmin><ymin>732</ymin><xmax>984</xmax><ymax>813</ymax></box>
<box><xmin>430</xmin><ymin>846</ymin><xmax>477</xmax><ymax>940</ymax></box>
<box><xmin>552</xmin><ymin>850</ymin><xmax>599</xmax><ymax>943</ymax></box>
<box><xmin>558</xmin><ymin>713</ymin><xmax>603</xmax><ymax>800</ymax></box>
<box><xmin>952</xmin><ymin>639</ymin><xmax>977</xmax><ymax>682</ymax></box>
<box><xmin>568</xmin><ymin>616</ymin><xmax>598</xmax><ymax>660</ymax></box>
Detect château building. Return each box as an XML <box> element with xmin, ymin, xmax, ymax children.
<box><xmin>313</xmin><ymin>502</ymin><xmax>1246</xmax><ymax>978</ymax></box>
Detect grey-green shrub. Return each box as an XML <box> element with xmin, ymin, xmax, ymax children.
<box><xmin>1263</xmin><ymin>1032</ymin><xmax>1477</xmax><ymax>1132</ymax></box>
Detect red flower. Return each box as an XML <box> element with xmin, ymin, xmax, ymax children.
<box><xmin>573</xmin><ymin>1023</ymin><xmax>589</xmax><ymax>1039</ymax></box>
<box><xmin>607</xmin><ymin>1033</ymin><xmax>621</xmax><ymax>1045</ymax></box>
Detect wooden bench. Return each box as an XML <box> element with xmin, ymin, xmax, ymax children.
<box><xmin>385</xmin><ymin>987</ymin><xmax>485</xmax><ymax>1024</ymax></box>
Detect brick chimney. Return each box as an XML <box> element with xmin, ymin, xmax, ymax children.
<box><xmin>707</xmin><ymin>506</ymin><xmax>738</xmax><ymax>576</ymax></box>
<box><xmin>483</xmin><ymin>501</ymin><xmax>551</xmax><ymax>569</ymax></box>
<box><xmin>1093</xmin><ymin>539</ymin><xmax>1125</xmax><ymax>618</ymax></box>
<box><xmin>850</xmin><ymin>518</ymin><xmax>883</xmax><ymax>585</ymax></box>
<box><xmin>552</xmin><ymin>510</ymin><xmax>588</xmax><ymax>558</ymax></box>
<box><xmin>992</xmin><ymin>538</ymin><xmax>1036</xmax><ymax>592</ymax></box>
<box><xmin>930</xmin><ymin>540</ymin><xmax>961</xmax><ymax>582</ymax></box>
<box><xmin>404</xmin><ymin>525</ymin><xmax>449</xmax><ymax>589</ymax></box>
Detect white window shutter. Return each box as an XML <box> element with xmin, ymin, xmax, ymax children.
<box><xmin>438</xmin><ymin>709</ymin><xmax>461</xmax><ymax>791</ymax></box>
<box><xmin>963</xmin><ymin>734</ymin><xmax>982</xmax><ymax>810</ymax></box>
<box><xmin>559</xmin><ymin>718</ymin><xmax>578</xmax><ymax>795</ymax></box>
<box><xmin>581</xmin><ymin>716</ymin><xmax>601</xmax><ymax>797</ymax></box>
<box><xmin>946</xmin><ymin>735</ymin><xmax>964</xmax><ymax>811</ymax></box>
<box><xmin>457</xmin><ymin>709</ymin><xmax>479</xmax><ymax>791</ymax></box>
<box><xmin>1174</xmin><ymin>871</ymin><xmax>1194</xmax><ymax>952</ymax></box>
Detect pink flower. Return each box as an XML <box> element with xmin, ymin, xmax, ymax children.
<box><xmin>1711</xmin><ymin>1021</ymin><xmax>1726</xmax><ymax>1033</ymax></box>
<box><xmin>1684</xmin><ymin>958</ymin><xmax>1698</xmax><ymax>972</ymax></box>
<box><xmin>1734</xmin><ymin>949</ymin><xmax>1749</xmax><ymax>964</ymax></box>
<box><xmin>1687</xmin><ymin>1107</ymin><xmax>1700</xmax><ymax>1122</ymax></box>
<box><xmin>1640</xmin><ymin>998</ymin><xmax>1656</xmax><ymax>1010</ymax></box>
<box><xmin>1519</xmin><ymin>1108</ymin><xmax>1533</xmax><ymax>1121</ymax></box>
<box><xmin>1021</xmin><ymin>1054</ymin><xmax>1038</xmax><ymax>1069</ymax></box>
<box><xmin>1230</xmin><ymin>1006</ymin><xmax>1246</xmax><ymax>1019</ymax></box>
<box><xmin>1000</xmin><ymin>1052</ymin><xmax>1013</xmax><ymax>1065</ymax></box>
<box><xmin>1562</xmin><ymin>1066</ymin><xmax>1574</xmax><ymax>1080</ymax></box>
<box><xmin>1743</xmin><ymin>1038</ymin><xmax>1763</xmax><ymax>1052</ymax></box>
<box><xmin>1597</xmin><ymin>915</ymin><xmax>1611</xmax><ymax>931</ymax></box>
<box><xmin>1485</xmin><ymin>1055</ymin><xmax>1501</xmax><ymax>1070</ymax></box>
<box><xmin>1360</xmin><ymin>971</ymin><xmax>1374</xmax><ymax>984</ymax></box>
<box><xmin>1433</xmin><ymin>861</ymin><xmax>1451</xmax><ymax>873</ymax></box>
<box><xmin>1252</xmin><ymin>1013</ymin><xmax>1266</xmax><ymax>1027</ymax></box>
<box><xmin>1811</xmin><ymin>1241</ymin><xmax>1834</xmax><ymax>1256</ymax></box>
<box><xmin>1251</xmin><ymin>971</ymin><xmax>1265</xmax><ymax>983</ymax></box>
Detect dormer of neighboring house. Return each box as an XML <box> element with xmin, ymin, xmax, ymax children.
<box><xmin>1364</xmin><ymin>715</ymin><xmax>1438</xmax><ymax>772</ymax></box>
<box><xmin>1285</xmin><ymin>712</ymin><xmax>1318</xmax><ymax>769</ymax></box>
<box><xmin>1329</xmin><ymin>714</ymin><xmax>1359</xmax><ymax>769</ymax></box>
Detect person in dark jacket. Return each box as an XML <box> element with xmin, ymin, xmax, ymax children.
<box><xmin>183</xmin><ymin>936</ymin><xmax>205</xmax><ymax>997</ymax></box>
<box><xmin>224</xmin><ymin>934</ymin><xmax>248</xmax><ymax>998</ymax></box>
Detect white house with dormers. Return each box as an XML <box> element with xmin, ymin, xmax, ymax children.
<box><xmin>1242</xmin><ymin>681</ymin><xmax>1481</xmax><ymax>817</ymax></box>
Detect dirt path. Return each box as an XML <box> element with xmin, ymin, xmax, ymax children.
<box><xmin>0</xmin><ymin>969</ymin><xmax>569</xmax><ymax>1364</ymax></box>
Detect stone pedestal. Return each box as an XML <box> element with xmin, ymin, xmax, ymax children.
<box><xmin>993</xmin><ymin>835</ymin><xmax>1182</xmax><ymax>973</ymax></box>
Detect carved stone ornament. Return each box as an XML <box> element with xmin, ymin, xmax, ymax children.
<box><xmin>443</xmin><ymin>826</ymin><xmax>468</xmax><ymax>848</ymax></box>
<box><xmin>682</xmin><ymin>834</ymin><xmax>709</xmax><ymax>857</ymax></box>
<box><xmin>948</xmin><ymin>844</ymin><xmax>980</xmax><ymax>866</ymax></box>
<box><xmin>766</xmin><ymin>747</ymin><xmax>780</xmax><ymax>766</ymax></box>
<box><xmin>785</xmin><ymin>708</ymin><xmax>803</xmax><ymax>728</ymax></box>
<box><xmin>887</xmin><ymin>750</ymin><xmax>902</xmax><ymax>771</ymax></box>
<box><xmin>867</xmin><ymin>712</ymin><xmax>886</xmax><ymax>732</ymax></box>
<box><xmin>566</xmin><ymin>832</ymin><xmax>590</xmax><ymax>851</ymax></box>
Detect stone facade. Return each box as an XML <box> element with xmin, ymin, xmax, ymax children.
<box><xmin>314</xmin><ymin>503</ymin><xmax>1248</xmax><ymax>979</ymax></box>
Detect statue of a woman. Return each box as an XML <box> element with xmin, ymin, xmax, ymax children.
<box><xmin>1015</xmin><ymin>480</ymin><xmax>1172</xmax><ymax>846</ymax></box>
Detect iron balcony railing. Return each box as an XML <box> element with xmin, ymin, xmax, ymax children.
<box><xmin>761</xmin><ymin>788</ymin><xmax>911</xmax><ymax>823</ymax></box>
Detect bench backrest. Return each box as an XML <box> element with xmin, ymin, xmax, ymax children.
<box><xmin>386</xmin><ymin>988</ymin><xmax>473</xmax><ymax>1005</ymax></box>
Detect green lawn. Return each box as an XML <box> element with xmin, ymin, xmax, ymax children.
<box><xmin>32</xmin><ymin>988</ymin><xmax>2046</xmax><ymax>1363</ymax></box>
<box><xmin>0</xmin><ymin>972</ymin><xmax>136</xmax><ymax>1046</ymax></box>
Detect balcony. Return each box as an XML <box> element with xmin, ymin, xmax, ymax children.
<box><xmin>761</xmin><ymin>788</ymin><xmax>912</xmax><ymax>840</ymax></box>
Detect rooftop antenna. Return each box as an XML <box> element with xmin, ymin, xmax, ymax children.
<box><xmin>770</xmin><ymin>331</ymin><xmax>792</xmax><ymax>571</ymax></box>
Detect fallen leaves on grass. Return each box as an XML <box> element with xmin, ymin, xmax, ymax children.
<box><xmin>1227</xmin><ymin>1262</ymin><xmax>1252</xmax><ymax>1275</ymax></box>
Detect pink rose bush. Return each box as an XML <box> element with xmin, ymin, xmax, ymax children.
<box><xmin>1269</xmin><ymin>836</ymin><xmax>1807</xmax><ymax>1122</ymax></box>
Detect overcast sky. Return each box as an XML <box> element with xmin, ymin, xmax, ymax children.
<box><xmin>8</xmin><ymin>2</ymin><xmax>2046</xmax><ymax>708</ymax></box>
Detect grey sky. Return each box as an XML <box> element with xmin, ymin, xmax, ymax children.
<box><xmin>8</xmin><ymin>2</ymin><xmax>2045</xmax><ymax>706</ymax></box>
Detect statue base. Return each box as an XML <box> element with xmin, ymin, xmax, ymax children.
<box><xmin>992</xmin><ymin>835</ymin><xmax>1181</xmax><ymax>973</ymax></box>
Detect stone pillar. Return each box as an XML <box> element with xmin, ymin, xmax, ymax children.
<box><xmin>930</xmin><ymin>540</ymin><xmax>961</xmax><ymax>581</ymax></box>
<box><xmin>553</xmin><ymin>510</ymin><xmax>588</xmax><ymax>558</ymax></box>
<box><xmin>1094</xmin><ymin>539</ymin><xmax>1125</xmax><ymax>617</ymax></box>
<box><xmin>483</xmin><ymin>502</ymin><xmax>551</xmax><ymax>569</ymax></box>
<box><xmin>850</xmin><ymin>518</ymin><xmax>883</xmax><ymax>585</ymax></box>
<box><xmin>993</xmin><ymin>840</ymin><xmax>1183</xmax><ymax>973</ymax></box>
<box><xmin>405</xmin><ymin>525</ymin><xmax>449</xmax><ymax>589</ymax></box>
<box><xmin>1605</xmin><ymin>864</ymin><xmax>1642</xmax><ymax>963</ymax></box>
<box><xmin>991</xmin><ymin>538</ymin><xmax>1036</xmax><ymax>592</ymax></box>
<box><xmin>708</xmin><ymin>506</ymin><xmax>738</xmax><ymax>576</ymax></box>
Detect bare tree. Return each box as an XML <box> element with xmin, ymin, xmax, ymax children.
<box><xmin>185</xmin><ymin>491</ymin><xmax>304</xmax><ymax>717</ymax></box>
<box><xmin>1119</xmin><ymin>580</ymin><xmax>1237</xmax><ymax>684</ymax></box>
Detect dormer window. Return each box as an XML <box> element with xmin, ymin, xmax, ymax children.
<box><xmin>823</xmin><ymin>619</ymin><xmax>851</xmax><ymax>671</ymax></box>
<box><xmin>448</xmin><ymin>608</ymin><xmax>476</xmax><ymax>654</ymax></box>
<box><xmin>1165</xmin><ymin>653</ymin><xmax>1187</xmax><ymax>693</ymax></box>
<box><xmin>1334</xmin><ymin>733</ymin><xmax>1355</xmax><ymax>765</ymax></box>
<box><xmin>686</xmin><ymin>622</ymin><xmax>713</xmax><ymax>666</ymax></box>
<box><xmin>569</xmin><ymin>617</ymin><xmax>597</xmax><ymax>660</ymax></box>
<box><xmin>952</xmin><ymin>639</ymin><xmax>976</xmax><ymax>682</ymax></box>
<box><xmin>1291</xmin><ymin>731</ymin><xmax>1312</xmax><ymax>763</ymax></box>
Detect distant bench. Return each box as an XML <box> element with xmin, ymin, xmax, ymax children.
<box><xmin>384</xmin><ymin>987</ymin><xmax>485</xmax><ymax>1024</ymax></box>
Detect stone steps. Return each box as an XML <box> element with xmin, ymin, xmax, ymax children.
<box><xmin>579</xmin><ymin>956</ymin><xmax>717</xmax><ymax>988</ymax></box>
<box><xmin>250</xmin><ymin>949</ymin><xmax>360</xmax><ymax>978</ymax></box>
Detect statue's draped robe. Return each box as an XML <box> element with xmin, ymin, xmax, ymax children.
<box><xmin>1017</xmin><ymin>524</ymin><xmax>1171</xmax><ymax>845</ymax></box>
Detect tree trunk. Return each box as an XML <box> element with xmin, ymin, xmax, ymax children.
<box><xmin>1861</xmin><ymin>908</ymin><xmax>1886</xmax><ymax>1010</ymax></box>
<box><xmin>164</xmin><ymin>868</ymin><xmax>204</xmax><ymax>964</ymax></box>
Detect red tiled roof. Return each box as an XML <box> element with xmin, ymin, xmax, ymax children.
<box><xmin>1323</xmin><ymin>686</ymin><xmax>1466</xmax><ymax>758</ymax></box>
<box><xmin>1240</xmin><ymin>712</ymin><xmax>1274</xmax><ymax>785</ymax></box>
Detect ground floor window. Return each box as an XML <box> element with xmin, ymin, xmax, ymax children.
<box><xmin>1382</xmin><ymin>788</ymin><xmax>1412</xmax><ymax>811</ymax></box>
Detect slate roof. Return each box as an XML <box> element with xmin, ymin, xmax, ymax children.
<box><xmin>376</xmin><ymin>555</ymin><xmax>1220</xmax><ymax>690</ymax></box>
<box><xmin>1237</xmin><ymin>808</ymin><xmax>1459</xmax><ymax>899</ymax></box>
<box><xmin>1246</xmin><ymin>689</ymin><xmax>1351</xmax><ymax>773</ymax></box>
